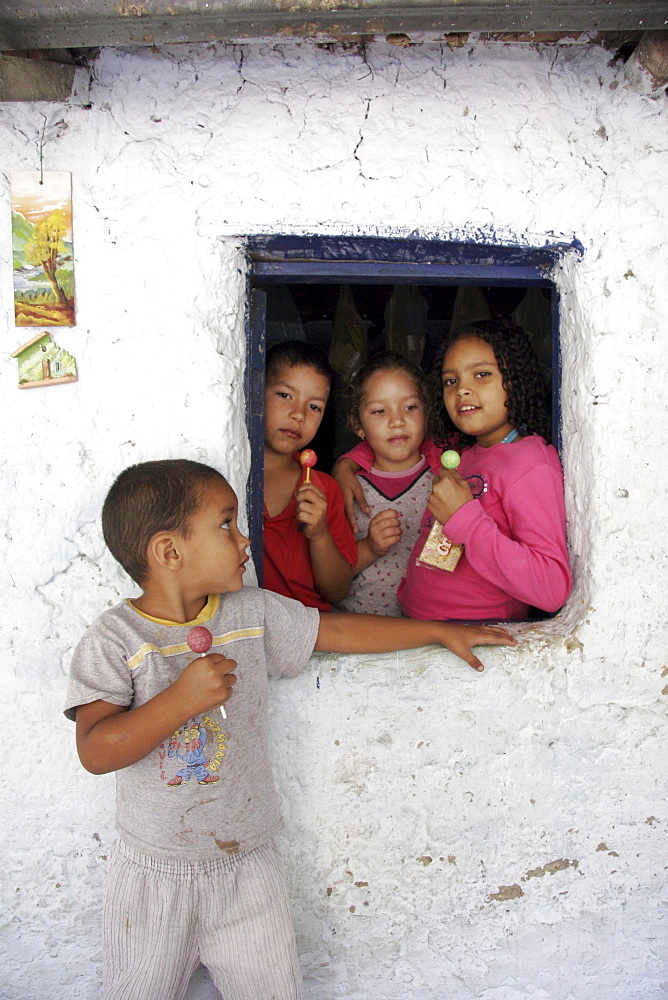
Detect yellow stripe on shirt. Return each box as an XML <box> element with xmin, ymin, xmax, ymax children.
<box><xmin>212</xmin><ymin>628</ymin><xmax>265</xmax><ymax>647</ymax></box>
<box><xmin>126</xmin><ymin>626</ymin><xmax>265</xmax><ymax>670</ymax></box>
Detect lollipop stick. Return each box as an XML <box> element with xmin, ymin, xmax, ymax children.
<box><xmin>187</xmin><ymin>626</ymin><xmax>226</xmax><ymax>719</ymax></box>
<box><xmin>300</xmin><ymin>449</ymin><xmax>317</xmax><ymax>485</ymax></box>
<box><xmin>196</xmin><ymin>648</ymin><xmax>227</xmax><ymax>719</ymax></box>
<box><xmin>213</xmin><ymin>651</ymin><xmax>228</xmax><ymax>721</ymax></box>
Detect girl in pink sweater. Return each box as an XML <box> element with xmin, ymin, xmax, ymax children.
<box><xmin>337</xmin><ymin>320</ymin><xmax>571</xmax><ymax>622</ymax></box>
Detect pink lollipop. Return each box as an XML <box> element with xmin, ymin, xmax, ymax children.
<box><xmin>187</xmin><ymin>625</ymin><xmax>212</xmax><ymax>654</ymax></box>
<box><xmin>186</xmin><ymin>625</ymin><xmax>226</xmax><ymax>718</ymax></box>
<box><xmin>300</xmin><ymin>448</ymin><xmax>317</xmax><ymax>483</ymax></box>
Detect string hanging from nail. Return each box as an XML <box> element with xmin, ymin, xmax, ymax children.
<box><xmin>38</xmin><ymin>114</ymin><xmax>47</xmax><ymax>185</ymax></box>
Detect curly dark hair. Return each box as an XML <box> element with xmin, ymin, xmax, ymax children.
<box><xmin>345</xmin><ymin>351</ymin><xmax>428</xmax><ymax>432</ymax></box>
<box><xmin>427</xmin><ymin>319</ymin><xmax>551</xmax><ymax>447</ymax></box>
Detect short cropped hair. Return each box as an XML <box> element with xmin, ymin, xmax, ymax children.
<box><xmin>265</xmin><ymin>340</ymin><xmax>334</xmax><ymax>386</ymax></box>
<box><xmin>102</xmin><ymin>459</ymin><xmax>226</xmax><ymax>585</ymax></box>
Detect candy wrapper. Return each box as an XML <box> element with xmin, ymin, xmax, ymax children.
<box><xmin>416</xmin><ymin>521</ymin><xmax>464</xmax><ymax>572</ymax></box>
<box><xmin>416</xmin><ymin>450</ymin><xmax>464</xmax><ymax>573</ymax></box>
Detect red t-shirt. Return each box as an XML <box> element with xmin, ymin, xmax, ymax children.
<box><xmin>263</xmin><ymin>464</ymin><xmax>357</xmax><ymax>611</ymax></box>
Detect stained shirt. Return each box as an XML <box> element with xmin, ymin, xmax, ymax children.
<box><xmin>65</xmin><ymin>589</ymin><xmax>320</xmax><ymax>859</ymax></box>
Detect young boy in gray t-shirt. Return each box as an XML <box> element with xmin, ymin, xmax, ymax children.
<box><xmin>66</xmin><ymin>459</ymin><xmax>515</xmax><ymax>1000</ymax></box>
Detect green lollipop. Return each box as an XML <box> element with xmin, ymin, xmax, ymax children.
<box><xmin>441</xmin><ymin>450</ymin><xmax>461</xmax><ymax>470</ymax></box>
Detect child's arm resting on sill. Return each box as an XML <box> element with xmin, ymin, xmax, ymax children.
<box><xmin>315</xmin><ymin>613</ymin><xmax>517</xmax><ymax>672</ymax></box>
<box><xmin>75</xmin><ymin>651</ymin><xmax>237</xmax><ymax>774</ymax></box>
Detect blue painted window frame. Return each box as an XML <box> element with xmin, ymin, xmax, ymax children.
<box><xmin>244</xmin><ymin>235</ymin><xmax>579</xmax><ymax>579</ymax></box>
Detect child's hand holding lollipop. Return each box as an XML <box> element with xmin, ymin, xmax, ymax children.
<box><xmin>183</xmin><ymin>626</ymin><xmax>235</xmax><ymax>719</ymax></box>
<box><xmin>428</xmin><ymin>449</ymin><xmax>474</xmax><ymax>525</ymax></box>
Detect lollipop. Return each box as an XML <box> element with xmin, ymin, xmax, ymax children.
<box><xmin>416</xmin><ymin>449</ymin><xmax>464</xmax><ymax>573</ymax></box>
<box><xmin>187</xmin><ymin>625</ymin><xmax>212</xmax><ymax>654</ymax></box>
<box><xmin>187</xmin><ymin>626</ymin><xmax>226</xmax><ymax>719</ymax></box>
<box><xmin>300</xmin><ymin>448</ymin><xmax>317</xmax><ymax>484</ymax></box>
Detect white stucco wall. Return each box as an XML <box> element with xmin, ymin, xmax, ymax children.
<box><xmin>0</xmin><ymin>38</ymin><xmax>666</xmax><ymax>1000</ymax></box>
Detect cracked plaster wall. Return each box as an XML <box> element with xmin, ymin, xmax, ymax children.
<box><xmin>0</xmin><ymin>38</ymin><xmax>666</xmax><ymax>1000</ymax></box>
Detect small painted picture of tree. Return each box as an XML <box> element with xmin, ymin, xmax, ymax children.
<box><xmin>11</xmin><ymin>171</ymin><xmax>75</xmax><ymax>327</ymax></box>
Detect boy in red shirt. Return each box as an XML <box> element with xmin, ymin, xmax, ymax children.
<box><xmin>263</xmin><ymin>341</ymin><xmax>357</xmax><ymax>610</ymax></box>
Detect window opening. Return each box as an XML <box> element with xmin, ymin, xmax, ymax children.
<box><xmin>263</xmin><ymin>282</ymin><xmax>554</xmax><ymax>473</ymax></box>
<box><xmin>245</xmin><ymin>235</ymin><xmax>576</xmax><ymax>586</ymax></box>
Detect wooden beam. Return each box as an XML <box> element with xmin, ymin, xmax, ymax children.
<box><xmin>0</xmin><ymin>1</ymin><xmax>666</xmax><ymax>49</ymax></box>
<box><xmin>0</xmin><ymin>52</ymin><xmax>76</xmax><ymax>101</ymax></box>
<box><xmin>625</xmin><ymin>30</ymin><xmax>668</xmax><ymax>90</ymax></box>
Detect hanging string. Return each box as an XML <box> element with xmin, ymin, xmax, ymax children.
<box><xmin>39</xmin><ymin>114</ymin><xmax>47</xmax><ymax>185</ymax></box>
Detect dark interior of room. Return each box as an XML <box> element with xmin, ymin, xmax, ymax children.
<box><xmin>264</xmin><ymin>282</ymin><xmax>553</xmax><ymax>471</ymax></box>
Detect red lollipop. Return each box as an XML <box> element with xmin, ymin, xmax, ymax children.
<box><xmin>186</xmin><ymin>625</ymin><xmax>226</xmax><ymax>718</ymax></box>
<box><xmin>300</xmin><ymin>448</ymin><xmax>317</xmax><ymax>483</ymax></box>
<box><xmin>187</xmin><ymin>625</ymin><xmax>212</xmax><ymax>654</ymax></box>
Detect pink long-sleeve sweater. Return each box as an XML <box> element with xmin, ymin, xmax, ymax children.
<box><xmin>344</xmin><ymin>435</ymin><xmax>571</xmax><ymax>621</ymax></box>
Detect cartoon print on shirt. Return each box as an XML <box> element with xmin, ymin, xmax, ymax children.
<box><xmin>463</xmin><ymin>472</ymin><xmax>487</xmax><ymax>499</ymax></box>
<box><xmin>161</xmin><ymin>715</ymin><xmax>226</xmax><ymax>786</ymax></box>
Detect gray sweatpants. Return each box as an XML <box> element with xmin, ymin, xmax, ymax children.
<box><xmin>103</xmin><ymin>839</ymin><xmax>304</xmax><ymax>1000</ymax></box>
